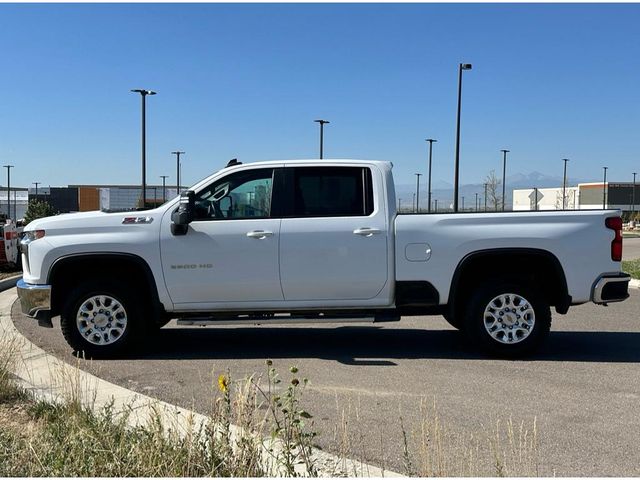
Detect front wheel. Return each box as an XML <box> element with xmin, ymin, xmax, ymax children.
<box><xmin>463</xmin><ymin>280</ymin><xmax>551</xmax><ymax>357</ymax></box>
<box><xmin>60</xmin><ymin>281</ymin><xmax>142</xmax><ymax>358</ymax></box>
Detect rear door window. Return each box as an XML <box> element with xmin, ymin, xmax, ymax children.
<box><xmin>292</xmin><ymin>167</ymin><xmax>373</xmax><ymax>217</ymax></box>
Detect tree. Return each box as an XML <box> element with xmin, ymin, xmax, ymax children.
<box><xmin>24</xmin><ymin>199</ymin><xmax>57</xmax><ymax>225</ymax></box>
<box><xmin>484</xmin><ymin>170</ymin><xmax>502</xmax><ymax>211</ymax></box>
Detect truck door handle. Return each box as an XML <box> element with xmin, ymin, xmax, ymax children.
<box><xmin>353</xmin><ymin>227</ymin><xmax>381</xmax><ymax>237</ymax></box>
<box><xmin>246</xmin><ymin>230</ymin><xmax>273</xmax><ymax>239</ymax></box>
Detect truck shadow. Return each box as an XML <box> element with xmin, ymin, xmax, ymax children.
<box><xmin>129</xmin><ymin>326</ymin><xmax>640</xmax><ymax>364</ymax></box>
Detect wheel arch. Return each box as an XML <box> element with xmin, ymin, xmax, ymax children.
<box><xmin>48</xmin><ymin>252</ymin><xmax>166</xmax><ymax>322</ymax></box>
<box><xmin>447</xmin><ymin>248</ymin><xmax>571</xmax><ymax>321</ymax></box>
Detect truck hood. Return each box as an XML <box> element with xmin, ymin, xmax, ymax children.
<box><xmin>25</xmin><ymin>209</ymin><xmax>166</xmax><ymax>233</ymax></box>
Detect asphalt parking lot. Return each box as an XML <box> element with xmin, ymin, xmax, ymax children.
<box><xmin>12</xmin><ymin>287</ymin><xmax>640</xmax><ymax>476</ymax></box>
<box><xmin>623</xmin><ymin>236</ymin><xmax>640</xmax><ymax>260</ymax></box>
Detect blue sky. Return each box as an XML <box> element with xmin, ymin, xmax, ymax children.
<box><xmin>0</xmin><ymin>3</ymin><xmax>639</xmax><ymax>189</ymax></box>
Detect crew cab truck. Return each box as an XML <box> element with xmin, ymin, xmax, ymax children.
<box><xmin>17</xmin><ymin>160</ymin><xmax>630</xmax><ymax>357</ymax></box>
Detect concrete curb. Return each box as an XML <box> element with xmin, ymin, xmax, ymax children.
<box><xmin>0</xmin><ymin>274</ymin><xmax>21</xmax><ymax>291</ymax></box>
<box><xmin>0</xmin><ymin>287</ymin><xmax>402</xmax><ymax>477</ymax></box>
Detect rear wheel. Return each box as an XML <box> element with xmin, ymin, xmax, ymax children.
<box><xmin>463</xmin><ymin>280</ymin><xmax>551</xmax><ymax>357</ymax></box>
<box><xmin>60</xmin><ymin>281</ymin><xmax>142</xmax><ymax>358</ymax></box>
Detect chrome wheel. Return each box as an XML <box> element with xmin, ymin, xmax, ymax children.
<box><xmin>483</xmin><ymin>293</ymin><xmax>535</xmax><ymax>344</ymax></box>
<box><xmin>76</xmin><ymin>295</ymin><xmax>128</xmax><ymax>346</ymax></box>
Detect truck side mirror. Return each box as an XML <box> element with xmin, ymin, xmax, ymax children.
<box><xmin>171</xmin><ymin>190</ymin><xmax>195</xmax><ymax>236</ymax></box>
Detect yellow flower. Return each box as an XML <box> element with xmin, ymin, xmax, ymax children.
<box><xmin>218</xmin><ymin>374</ymin><xmax>228</xmax><ymax>393</ymax></box>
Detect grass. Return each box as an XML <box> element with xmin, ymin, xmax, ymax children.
<box><xmin>329</xmin><ymin>396</ymin><xmax>539</xmax><ymax>477</ymax></box>
<box><xmin>622</xmin><ymin>258</ymin><xmax>640</xmax><ymax>280</ymax></box>
<box><xmin>0</xmin><ymin>336</ymin><xmax>542</xmax><ymax>477</ymax></box>
<box><xmin>0</xmin><ymin>357</ymin><xmax>317</xmax><ymax>477</ymax></box>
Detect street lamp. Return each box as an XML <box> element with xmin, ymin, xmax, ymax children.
<box><xmin>3</xmin><ymin>165</ymin><xmax>13</xmax><ymax>218</ymax></box>
<box><xmin>562</xmin><ymin>159</ymin><xmax>569</xmax><ymax>210</ymax></box>
<box><xmin>33</xmin><ymin>182</ymin><xmax>40</xmax><ymax>201</ymax></box>
<box><xmin>501</xmin><ymin>149</ymin><xmax>509</xmax><ymax>211</ymax></box>
<box><xmin>475</xmin><ymin>192</ymin><xmax>478</xmax><ymax>211</ymax></box>
<box><xmin>453</xmin><ymin>62</ymin><xmax>472</xmax><ymax>212</ymax></box>
<box><xmin>415</xmin><ymin>173</ymin><xmax>422</xmax><ymax>213</ymax></box>
<box><xmin>314</xmin><ymin>119</ymin><xmax>329</xmax><ymax>159</ymax></box>
<box><xmin>434</xmin><ymin>199</ymin><xmax>438</xmax><ymax>212</ymax></box>
<box><xmin>632</xmin><ymin>172</ymin><xmax>637</xmax><ymax>218</ymax></box>
<box><xmin>160</xmin><ymin>175</ymin><xmax>169</xmax><ymax>203</ymax></box>
<box><xmin>602</xmin><ymin>166</ymin><xmax>608</xmax><ymax>209</ymax></box>
<box><xmin>483</xmin><ymin>182</ymin><xmax>488</xmax><ymax>211</ymax></box>
<box><xmin>172</xmin><ymin>151</ymin><xmax>185</xmax><ymax>194</ymax></box>
<box><xmin>426</xmin><ymin>139</ymin><xmax>437</xmax><ymax>213</ymax></box>
<box><xmin>131</xmin><ymin>89</ymin><xmax>156</xmax><ymax>207</ymax></box>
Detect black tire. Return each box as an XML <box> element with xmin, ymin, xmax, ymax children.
<box><xmin>60</xmin><ymin>281</ymin><xmax>143</xmax><ymax>358</ymax></box>
<box><xmin>442</xmin><ymin>312</ymin><xmax>462</xmax><ymax>330</ymax></box>
<box><xmin>463</xmin><ymin>279</ymin><xmax>551</xmax><ymax>358</ymax></box>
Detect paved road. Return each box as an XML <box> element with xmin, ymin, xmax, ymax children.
<box><xmin>623</xmin><ymin>237</ymin><xmax>640</xmax><ymax>260</ymax></box>
<box><xmin>12</xmin><ymin>289</ymin><xmax>640</xmax><ymax>476</ymax></box>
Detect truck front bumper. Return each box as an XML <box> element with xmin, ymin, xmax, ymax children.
<box><xmin>17</xmin><ymin>279</ymin><xmax>53</xmax><ymax>327</ymax></box>
<box><xmin>592</xmin><ymin>273</ymin><xmax>630</xmax><ymax>304</ymax></box>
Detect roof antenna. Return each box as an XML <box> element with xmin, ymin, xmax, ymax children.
<box><xmin>226</xmin><ymin>158</ymin><xmax>241</xmax><ymax>168</ymax></box>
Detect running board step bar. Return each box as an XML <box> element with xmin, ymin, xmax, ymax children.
<box><xmin>176</xmin><ymin>312</ymin><xmax>399</xmax><ymax>326</ymax></box>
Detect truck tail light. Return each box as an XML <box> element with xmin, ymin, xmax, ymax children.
<box><xmin>605</xmin><ymin>217</ymin><xmax>622</xmax><ymax>261</ymax></box>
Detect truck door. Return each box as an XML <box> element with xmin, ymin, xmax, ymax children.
<box><xmin>279</xmin><ymin>165</ymin><xmax>389</xmax><ymax>302</ymax></box>
<box><xmin>160</xmin><ymin>166</ymin><xmax>284</xmax><ymax>307</ymax></box>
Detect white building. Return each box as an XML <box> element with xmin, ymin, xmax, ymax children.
<box><xmin>0</xmin><ymin>189</ymin><xmax>29</xmax><ymax>220</ymax></box>
<box><xmin>513</xmin><ymin>182</ymin><xmax>640</xmax><ymax>212</ymax></box>
<box><xmin>513</xmin><ymin>187</ymin><xmax>578</xmax><ymax>211</ymax></box>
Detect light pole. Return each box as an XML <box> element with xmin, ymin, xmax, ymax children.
<box><xmin>33</xmin><ymin>182</ymin><xmax>40</xmax><ymax>202</ymax></box>
<box><xmin>501</xmin><ymin>149</ymin><xmax>509</xmax><ymax>211</ymax></box>
<box><xmin>398</xmin><ymin>198</ymin><xmax>402</xmax><ymax>212</ymax></box>
<box><xmin>434</xmin><ymin>199</ymin><xmax>438</xmax><ymax>212</ymax></box>
<box><xmin>483</xmin><ymin>183</ymin><xmax>488</xmax><ymax>211</ymax></box>
<box><xmin>632</xmin><ymin>172</ymin><xmax>637</xmax><ymax>218</ymax></box>
<box><xmin>131</xmin><ymin>89</ymin><xmax>156</xmax><ymax>208</ymax></box>
<box><xmin>426</xmin><ymin>139</ymin><xmax>437</xmax><ymax>213</ymax></box>
<box><xmin>412</xmin><ymin>193</ymin><xmax>416</xmax><ymax>212</ymax></box>
<box><xmin>172</xmin><ymin>151</ymin><xmax>185</xmax><ymax>194</ymax></box>
<box><xmin>602</xmin><ymin>166</ymin><xmax>608</xmax><ymax>209</ymax></box>
<box><xmin>314</xmin><ymin>120</ymin><xmax>329</xmax><ymax>159</ymax></box>
<box><xmin>160</xmin><ymin>175</ymin><xmax>168</xmax><ymax>203</ymax></box>
<box><xmin>534</xmin><ymin>187</ymin><xmax>539</xmax><ymax>211</ymax></box>
<box><xmin>3</xmin><ymin>165</ymin><xmax>13</xmax><ymax>218</ymax></box>
<box><xmin>453</xmin><ymin>63</ymin><xmax>472</xmax><ymax>212</ymax></box>
<box><xmin>415</xmin><ymin>173</ymin><xmax>422</xmax><ymax>213</ymax></box>
<box><xmin>562</xmin><ymin>159</ymin><xmax>569</xmax><ymax>210</ymax></box>
<box><xmin>475</xmin><ymin>192</ymin><xmax>478</xmax><ymax>211</ymax></box>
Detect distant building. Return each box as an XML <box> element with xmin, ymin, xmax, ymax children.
<box><xmin>27</xmin><ymin>184</ymin><xmax>179</xmax><ymax>215</ymax></box>
<box><xmin>70</xmin><ymin>185</ymin><xmax>179</xmax><ymax>212</ymax></box>
<box><xmin>513</xmin><ymin>187</ymin><xmax>578</xmax><ymax>211</ymax></box>
<box><xmin>0</xmin><ymin>187</ymin><xmax>29</xmax><ymax>220</ymax></box>
<box><xmin>513</xmin><ymin>182</ymin><xmax>640</xmax><ymax>212</ymax></box>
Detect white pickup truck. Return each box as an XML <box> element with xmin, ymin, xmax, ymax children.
<box><xmin>17</xmin><ymin>159</ymin><xmax>630</xmax><ymax>357</ymax></box>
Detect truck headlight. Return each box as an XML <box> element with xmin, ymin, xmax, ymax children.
<box><xmin>19</xmin><ymin>230</ymin><xmax>45</xmax><ymax>254</ymax></box>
